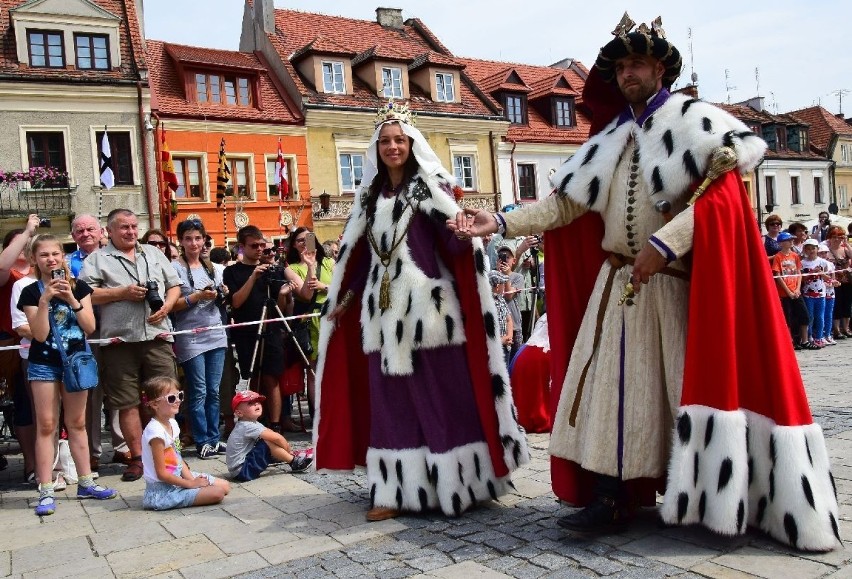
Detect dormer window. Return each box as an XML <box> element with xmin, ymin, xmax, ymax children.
<box><xmin>382</xmin><ymin>67</ymin><xmax>403</xmax><ymax>98</ymax></box>
<box><xmin>322</xmin><ymin>61</ymin><xmax>346</xmax><ymax>93</ymax></box>
<box><xmin>436</xmin><ymin>73</ymin><xmax>455</xmax><ymax>102</ymax></box>
<box><xmin>775</xmin><ymin>126</ymin><xmax>787</xmax><ymax>151</ymax></box>
<box><xmin>505</xmin><ymin>94</ymin><xmax>527</xmax><ymax>124</ymax></box>
<box><xmin>553</xmin><ymin>98</ymin><xmax>575</xmax><ymax>128</ymax></box>
<box><xmin>194</xmin><ymin>72</ymin><xmax>253</xmax><ymax>106</ymax></box>
<box><xmin>74</xmin><ymin>33</ymin><xmax>109</xmax><ymax>69</ymax></box>
<box><xmin>27</xmin><ymin>30</ymin><xmax>64</xmax><ymax>68</ymax></box>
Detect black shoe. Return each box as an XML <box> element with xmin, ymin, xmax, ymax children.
<box><xmin>557</xmin><ymin>496</ymin><xmax>626</xmax><ymax>534</ymax></box>
<box><xmin>289</xmin><ymin>455</ymin><xmax>313</xmax><ymax>473</ymax></box>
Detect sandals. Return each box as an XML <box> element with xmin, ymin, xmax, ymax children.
<box><xmin>121</xmin><ymin>457</ymin><xmax>143</xmax><ymax>482</ymax></box>
<box><xmin>800</xmin><ymin>341</ymin><xmax>821</xmax><ymax>350</ymax></box>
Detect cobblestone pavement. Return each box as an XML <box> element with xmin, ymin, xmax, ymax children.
<box><xmin>2</xmin><ymin>342</ymin><xmax>852</xmax><ymax>578</ymax></box>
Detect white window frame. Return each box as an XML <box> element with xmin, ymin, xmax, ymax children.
<box><xmin>790</xmin><ymin>173</ymin><xmax>801</xmax><ymax>205</ymax></box>
<box><xmin>171</xmin><ymin>153</ymin><xmax>209</xmax><ymax>202</ymax></box>
<box><xmin>435</xmin><ymin>72</ymin><xmax>455</xmax><ymax>102</ymax></box>
<box><xmin>221</xmin><ymin>153</ymin><xmax>255</xmax><ymax>202</ymax></box>
<box><xmin>18</xmin><ymin>124</ymin><xmax>73</xmax><ymax>184</ymax></box>
<box><xmin>322</xmin><ymin>61</ymin><xmax>346</xmax><ymax>94</ymax></box>
<box><xmin>840</xmin><ymin>185</ymin><xmax>849</xmax><ymax>210</ymax></box>
<box><xmin>382</xmin><ymin>66</ymin><xmax>403</xmax><ymax>99</ymax></box>
<box><xmin>517</xmin><ymin>162</ymin><xmax>538</xmax><ymax>201</ymax></box>
<box><xmin>88</xmin><ymin>125</ymin><xmax>139</xmax><ymax>188</ymax></box>
<box><xmin>339</xmin><ymin>152</ymin><xmax>365</xmax><ymax>193</ymax></box>
<box><xmin>265</xmin><ymin>153</ymin><xmax>300</xmax><ymax>201</ymax></box>
<box><xmin>452</xmin><ymin>155</ymin><xmax>476</xmax><ymax>190</ymax></box>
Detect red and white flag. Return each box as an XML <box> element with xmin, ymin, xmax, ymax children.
<box><xmin>275</xmin><ymin>139</ymin><xmax>289</xmax><ymax>199</ymax></box>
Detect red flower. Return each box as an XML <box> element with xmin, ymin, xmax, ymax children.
<box><xmin>452</xmin><ymin>185</ymin><xmax>464</xmax><ymax>202</ymax></box>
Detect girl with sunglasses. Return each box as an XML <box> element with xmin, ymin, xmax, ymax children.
<box><xmin>141</xmin><ymin>376</ymin><xmax>230</xmax><ymax>510</ymax></box>
<box><xmin>18</xmin><ymin>234</ymin><xmax>117</xmax><ymax>516</ymax></box>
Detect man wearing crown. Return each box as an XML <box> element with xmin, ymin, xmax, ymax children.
<box><xmin>312</xmin><ymin>101</ymin><xmax>529</xmax><ymax>522</ymax></box>
<box><xmin>452</xmin><ymin>14</ymin><xmax>840</xmax><ymax>550</ymax></box>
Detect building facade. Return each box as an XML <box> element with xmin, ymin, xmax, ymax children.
<box><xmin>790</xmin><ymin>105</ymin><xmax>852</xmax><ymax>219</ymax></box>
<box><xmin>721</xmin><ymin>98</ymin><xmax>830</xmax><ymax>228</ymax></box>
<box><xmin>147</xmin><ymin>40</ymin><xmax>309</xmax><ymax>246</ymax></box>
<box><xmin>240</xmin><ymin>2</ymin><xmax>508</xmax><ymax>241</ymax></box>
<box><xmin>0</xmin><ymin>0</ymin><xmax>154</xmax><ymax>239</ymax></box>
<box><xmin>459</xmin><ymin>57</ymin><xmax>592</xmax><ymax>208</ymax></box>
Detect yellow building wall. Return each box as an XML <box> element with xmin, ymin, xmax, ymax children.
<box><xmin>834</xmin><ymin>137</ymin><xmax>852</xmax><ymax>217</ymax></box>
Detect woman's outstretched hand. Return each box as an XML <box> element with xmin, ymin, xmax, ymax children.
<box><xmin>446</xmin><ymin>208</ymin><xmax>499</xmax><ymax>239</ymax></box>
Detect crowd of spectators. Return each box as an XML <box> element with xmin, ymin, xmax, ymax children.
<box><xmin>766</xmin><ymin>212</ymin><xmax>852</xmax><ymax>350</ymax></box>
<box><xmin>0</xmin><ymin>211</ymin><xmax>330</xmax><ymax>515</ymax></box>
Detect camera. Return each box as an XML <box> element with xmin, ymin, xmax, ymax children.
<box><xmin>206</xmin><ymin>284</ymin><xmax>228</xmax><ymax>308</ymax></box>
<box><xmin>262</xmin><ymin>265</ymin><xmax>287</xmax><ymax>285</ymax></box>
<box><xmin>51</xmin><ymin>268</ymin><xmax>66</xmax><ymax>280</ymax></box>
<box><xmin>38</xmin><ymin>217</ymin><xmax>51</xmax><ymax>228</ymax></box>
<box><xmin>142</xmin><ymin>280</ymin><xmax>164</xmax><ymax>313</ymax></box>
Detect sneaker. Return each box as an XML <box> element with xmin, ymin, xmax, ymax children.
<box><xmin>289</xmin><ymin>455</ymin><xmax>313</xmax><ymax>473</ymax></box>
<box><xmin>198</xmin><ymin>444</ymin><xmax>217</xmax><ymax>460</ymax></box>
<box><xmin>77</xmin><ymin>484</ymin><xmax>117</xmax><ymax>500</ymax></box>
<box><xmin>826</xmin><ymin>336</ymin><xmax>837</xmax><ymax>345</ymax></box>
<box><xmin>215</xmin><ymin>441</ymin><xmax>227</xmax><ymax>455</ymax></box>
<box><xmin>34</xmin><ymin>492</ymin><xmax>55</xmax><ymax>516</ymax></box>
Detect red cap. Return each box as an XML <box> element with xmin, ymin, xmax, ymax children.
<box><xmin>231</xmin><ymin>390</ymin><xmax>266</xmax><ymax>412</ymax></box>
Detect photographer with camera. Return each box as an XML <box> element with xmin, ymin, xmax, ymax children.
<box><xmin>170</xmin><ymin>219</ymin><xmax>228</xmax><ymax>459</ymax></box>
<box><xmin>224</xmin><ymin>225</ymin><xmax>296</xmax><ymax>433</ymax></box>
<box><xmin>79</xmin><ymin>209</ymin><xmax>182</xmax><ymax>482</ymax></box>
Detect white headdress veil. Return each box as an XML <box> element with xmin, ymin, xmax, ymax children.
<box><xmin>359</xmin><ymin>119</ymin><xmax>456</xmax><ymax>194</ymax></box>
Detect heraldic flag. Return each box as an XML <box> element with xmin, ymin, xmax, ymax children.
<box><xmin>99</xmin><ymin>129</ymin><xmax>114</xmax><ymax>190</ymax></box>
<box><xmin>217</xmin><ymin>138</ymin><xmax>230</xmax><ymax>208</ymax></box>
<box><xmin>160</xmin><ymin>126</ymin><xmax>179</xmax><ymax>229</ymax></box>
<box><xmin>275</xmin><ymin>138</ymin><xmax>289</xmax><ymax>199</ymax></box>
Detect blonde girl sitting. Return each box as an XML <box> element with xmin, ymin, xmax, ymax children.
<box><xmin>140</xmin><ymin>376</ymin><xmax>230</xmax><ymax>510</ymax></box>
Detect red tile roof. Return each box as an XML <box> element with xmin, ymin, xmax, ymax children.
<box><xmin>147</xmin><ymin>40</ymin><xmax>302</xmax><ymax>124</ymax></box>
<box><xmin>351</xmin><ymin>44</ymin><xmax>409</xmax><ymax>67</ymax></box>
<box><xmin>717</xmin><ymin>102</ymin><xmax>825</xmax><ymax>161</ymax></box>
<box><xmin>0</xmin><ymin>0</ymin><xmax>146</xmax><ymax>82</ymax></box>
<box><xmin>788</xmin><ymin>106</ymin><xmax>852</xmax><ymax>155</ymax></box>
<box><xmin>264</xmin><ymin>8</ymin><xmax>500</xmax><ymax>119</ymax></box>
<box><xmin>458</xmin><ymin>57</ymin><xmax>591</xmax><ymax>145</ymax></box>
<box><xmin>408</xmin><ymin>50</ymin><xmax>464</xmax><ymax>71</ymax></box>
<box><xmin>291</xmin><ymin>35</ymin><xmax>356</xmax><ymax>63</ymax></box>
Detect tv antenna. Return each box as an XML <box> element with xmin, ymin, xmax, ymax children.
<box><xmin>754</xmin><ymin>67</ymin><xmax>760</xmax><ymax>97</ymax></box>
<box><xmin>724</xmin><ymin>69</ymin><xmax>737</xmax><ymax>103</ymax></box>
<box><xmin>687</xmin><ymin>28</ymin><xmax>698</xmax><ymax>85</ymax></box>
<box><xmin>830</xmin><ymin>89</ymin><xmax>850</xmax><ymax>115</ymax></box>
<box><xmin>769</xmin><ymin>91</ymin><xmax>778</xmax><ymax>114</ymax></box>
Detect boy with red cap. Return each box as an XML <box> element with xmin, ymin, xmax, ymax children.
<box><xmin>225</xmin><ymin>391</ymin><xmax>312</xmax><ymax>481</ymax></box>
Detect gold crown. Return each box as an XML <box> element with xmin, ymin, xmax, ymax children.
<box><xmin>375</xmin><ymin>100</ymin><xmax>416</xmax><ymax>128</ymax></box>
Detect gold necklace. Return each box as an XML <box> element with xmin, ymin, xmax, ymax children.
<box><xmin>366</xmin><ymin>189</ymin><xmax>417</xmax><ymax>310</ymax></box>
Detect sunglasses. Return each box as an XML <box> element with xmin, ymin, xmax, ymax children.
<box><xmin>767</xmin><ymin>222</ymin><xmax>782</xmax><ymax>227</ymax></box>
<box><xmin>262</xmin><ymin>248</ymin><xmax>275</xmax><ymax>255</ymax></box>
<box><xmin>155</xmin><ymin>391</ymin><xmax>185</xmax><ymax>404</ymax></box>
<box><xmin>204</xmin><ymin>240</ymin><xmax>213</xmax><ymax>248</ymax></box>
<box><xmin>248</xmin><ymin>242</ymin><xmax>267</xmax><ymax>249</ymax></box>
<box><xmin>148</xmin><ymin>240</ymin><xmax>167</xmax><ymax>247</ymax></box>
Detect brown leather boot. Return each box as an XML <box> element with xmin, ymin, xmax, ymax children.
<box><xmin>366</xmin><ymin>507</ymin><xmax>400</xmax><ymax>521</ymax></box>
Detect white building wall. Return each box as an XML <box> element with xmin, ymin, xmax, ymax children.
<box><xmin>757</xmin><ymin>159</ymin><xmax>833</xmax><ymax>227</ymax></box>
<box><xmin>496</xmin><ymin>142</ymin><xmax>579</xmax><ymax>209</ymax></box>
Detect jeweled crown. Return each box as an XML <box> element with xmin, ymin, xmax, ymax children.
<box><xmin>375</xmin><ymin>100</ymin><xmax>415</xmax><ymax>128</ymax></box>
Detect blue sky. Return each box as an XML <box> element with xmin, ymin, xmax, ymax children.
<box><xmin>144</xmin><ymin>0</ymin><xmax>852</xmax><ymax>116</ymax></box>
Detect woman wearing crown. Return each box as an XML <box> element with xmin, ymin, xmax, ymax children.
<box><xmin>313</xmin><ymin>101</ymin><xmax>529</xmax><ymax>521</ymax></box>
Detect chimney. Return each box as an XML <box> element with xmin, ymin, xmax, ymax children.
<box><xmin>255</xmin><ymin>0</ymin><xmax>275</xmax><ymax>34</ymax></box>
<box><xmin>376</xmin><ymin>7</ymin><xmax>403</xmax><ymax>29</ymax></box>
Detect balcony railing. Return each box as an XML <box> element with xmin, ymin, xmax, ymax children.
<box><xmin>0</xmin><ymin>182</ymin><xmax>75</xmax><ymax>218</ymax></box>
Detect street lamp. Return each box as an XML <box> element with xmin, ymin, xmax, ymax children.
<box><xmin>319</xmin><ymin>190</ymin><xmax>331</xmax><ymax>214</ymax></box>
